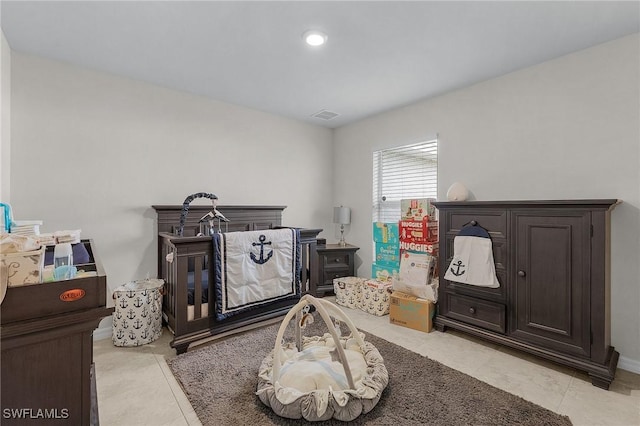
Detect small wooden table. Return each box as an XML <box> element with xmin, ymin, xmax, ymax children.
<box><xmin>314</xmin><ymin>244</ymin><xmax>359</xmax><ymax>296</ymax></box>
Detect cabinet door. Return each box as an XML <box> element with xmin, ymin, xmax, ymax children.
<box><xmin>511</xmin><ymin>212</ymin><xmax>591</xmax><ymax>357</ymax></box>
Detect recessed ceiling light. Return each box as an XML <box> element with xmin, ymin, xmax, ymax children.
<box><xmin>303</xmin><ymin>30</ymin><xmax>327</xmax><ymax>47</ymax></box>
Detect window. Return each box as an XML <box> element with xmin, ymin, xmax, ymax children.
<box><xmin>372</xmin><ymin>139</ymin><xmax>438</xmax><ymax>223</ymax></box>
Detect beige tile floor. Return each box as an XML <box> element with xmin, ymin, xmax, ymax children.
<box><xmin>94</xmin><ymin>299</ymin><xmax>640</xmax><ymax>426</ymax></box>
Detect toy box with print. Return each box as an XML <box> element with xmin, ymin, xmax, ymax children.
<box><xmin>372</xmin><ymin>222</ymin><xmax>399</xmax><ymax>245</ymax></box>
<box><xmin>400</xmin><ymin>198</ymin><xmax>437</xmax><ymax>221</ymax></box>
<box><xmin>399</xmin><ymin>219</ymin><xmax>438</xmax><ymax>242</ymax></box>
<box><xmin>375</xmin><ymin>242</ymin><xmax>400</xmax><ymax>266</ymax></box>
<box><xmin>360</xmin><ymin>279</ymin><xmax>393</xmax><ymax>316</ymax></box>
<box><xmin>333</xmin><ymin>276</ymin><xmax>366</xmax><ymax>309</ymax></box>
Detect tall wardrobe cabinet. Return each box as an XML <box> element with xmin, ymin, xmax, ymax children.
<box><xmin>433</xmin><ymin>200</ymin><xmax>619</xmax><ymax>389</ymax></box>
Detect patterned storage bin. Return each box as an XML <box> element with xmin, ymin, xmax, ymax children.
<box><xmin>360</xmin><ymin>280</ymin><xmax>393</xmax><ymax>316</ymax></box>
<box><xmin>333</xmin><ymin>276</ymin><xmax>366</xmax><ymax>309</ymax></box>
<box><xmin>112</xmin><ymin>278</ymin><xmax>164</xmax><ymax>347</ymax></box>
<box><xmin>1</xmin><ymin>246</ymin><xmax>45</xmax><ymax>287</ymax></box>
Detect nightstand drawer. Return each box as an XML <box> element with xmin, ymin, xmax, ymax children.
<box><xmin>323</xmin><ymin>252</ymin><xmax>351</xmax><ymax>268</ymax></box>
<box><xmin>315</xmin><ymin>244</ymin><xmax>359</xmax><ymax>297</ymax></box>
<box><xmin>445</xmin><ymin>293</ymin><xmax>506</xmax><ymax>333</ymax></box>
<box><xmin>322</xmin><ymin>268</ymin><xmax>351</xmax><ymax>285</ymax></box>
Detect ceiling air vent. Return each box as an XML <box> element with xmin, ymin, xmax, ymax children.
<box><xmin>312</xmin><ymin>109</ymin><xmax>339</xmax><ymax>120</ymax></box>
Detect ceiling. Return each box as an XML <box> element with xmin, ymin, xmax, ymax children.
<box><xmin>1</xmin><ymin>1</ymin><xmax>639</xmax><ymax>128</ymax></box>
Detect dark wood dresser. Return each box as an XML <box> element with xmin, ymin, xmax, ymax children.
<box><xmin>1</xmin><ymin>240</ymin><xmax>113</xmax><ymax>425</ymax></box>
<box><xmin>315</xmin><ymin>244</ymin><xmax>359</xmax><ymax>296</ymax></box>
<box><xmin>433</xmin><ymin>200</ymin><xmax>620</xmax><ymax>389</ymax></box>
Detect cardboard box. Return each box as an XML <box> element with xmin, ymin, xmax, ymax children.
<box><xmin>389</xmin><ymin>291</ymin><xmax>435</xmax><ymax>333</ymax></box>
<box><xmin>399</xmin><ymin>251</ymin><xmax>436</xmax><ymax>285</ymax></box>
<box><xmin>372</xmin><ymin>222</ymin><xmax>399</xmax><ymax>244</ymax></box>
<box><xmin>399</xmin><ymin>240</ymin><xmax>439</xmax><ymax>256</ymax></box>
<box><xmin>393</xmin><ymin>277</ymin><xmax>439</xmax><ymax>302</ymax></box>
<box><xmin>371</xmin><ymin>263</ymin><xmax>399</xmax><ymax>282</ymax></box>
<box><xmin>333</xmin><ymin>276</ymin><xmax>366</xmax><ymax>309</ymax></box>
<box><xmin>401</xmin><ymin>198</ymin><xmax>437</xmax><ymax>221</ymax></box>
<box><xmin>399</xmin><ymin>219</ymin><xmax>438</xmax><ymax>242</ymax></box>
<box><xmin>375</xmin><ymin>242</ymin><xmax>400</xmax><ymax>265</ymax></box>
<box><xmin>360</xmin><ymin>280</ymin><xmax>393</xmax><ymax>316</ymax></box>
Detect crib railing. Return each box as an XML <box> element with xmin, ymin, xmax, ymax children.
<box><xmin>158</xmin><ymin>228</ymin><xmax>321</xmax><ymax>353</ymax></box>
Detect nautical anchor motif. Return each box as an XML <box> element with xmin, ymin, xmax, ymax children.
<box><xmin>450</xmin><ymin>260</ymin><xmax>466</xmax><ymax>276</ymax></box>
<box><xmin>112</xmin><ymin>281</ymin><xmax>164</xmax><ymax>347</ymax></box>
<box><xmin>250</xmin><ymin>234</ymin><xmax>273</xmax><ymax>265</ymax></box>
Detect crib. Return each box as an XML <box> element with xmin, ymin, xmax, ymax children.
<box><xmin>154</xmin><ymin>204</ymin><xmax>321</xmax><ymax>354</ymax></box>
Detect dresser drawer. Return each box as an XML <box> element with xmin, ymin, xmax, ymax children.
<box><xmin>323</xmin><ymin>252</ymin><xmax>351</xmax><ymax>268</ymax></box>
<box><xmin>323</xmin><ymin>268</ymin><xmax>351</xmax><ymax>285</ymax></box>
<box><xmin>446</xmin><ymin>210</ymin><xmax>507</xmax><ymax>238</ymax></box>
<box><xmin>445</xmin><ymin>293</ymin><xmax>506</xmax><ymax>333</ymax></box>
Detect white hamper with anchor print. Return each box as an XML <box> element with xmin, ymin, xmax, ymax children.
<box><xmin>112</xmin><ymin>278</ymin><xmax>164</xmax><ymax>347</ymax></box>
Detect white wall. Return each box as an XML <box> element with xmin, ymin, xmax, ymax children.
<box><xmin>334</xmin><ymin>34</ymin><xmax>640</xmax><ymax>368</ymax></box>
<box><xmin>10</xmin><ymin>53</ymin><xmax>334</xmax><ymax>312</ymax></box>
<box><xmin>1</xmin><ymin>30</ymin><xmax>10</xmax><ymax>202</ymax></box>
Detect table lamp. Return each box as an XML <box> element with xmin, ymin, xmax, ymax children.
<box><xmin>333</xmin><ymin>206</ymin><xmax>351</xmax><ymax>247</ymax></box>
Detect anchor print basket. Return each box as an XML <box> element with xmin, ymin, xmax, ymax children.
<box><xmin>333</xmin><ymin>276</ymin><xmax>366</xmax><ymax>309</ymax></box>
<box><xmin>112</xmin><ymin>278</ymin><xmax>164</xmax><ymax>347</ymax></box>
<box><xmin>360</xmin><ymin>279</ymin><xmax>393</xmax><ymax>316</ymax></box>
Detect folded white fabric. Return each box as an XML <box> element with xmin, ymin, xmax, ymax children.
<box><xmin>0</xmin><ymin>233</ymin><xmax>42</xmax><ymax>253</ymax></box>
<box><xmin>444</xmin><ymin>225</ymin><xmax>500</xmax><ymax>288</ymax></box>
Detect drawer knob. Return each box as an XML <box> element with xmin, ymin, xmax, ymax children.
<box><xmin>334</xmin><ymin>258</ymin><xmax>340</xmax><ymax>263</ymax></box>
<box><xmin>518</xmin><ymin>270</ymin><xmax>526</xmax><ymax>277</ymax></box>
<box><xmin>469</xmin><ymin>307</ymin><xmax>476</xmax><ymax>314</ymax></box>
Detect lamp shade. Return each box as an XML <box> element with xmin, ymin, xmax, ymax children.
<box><xmin>333</xmin><ymin>206</ymin><xmax>351</xmax><ymax>225</ymax></box>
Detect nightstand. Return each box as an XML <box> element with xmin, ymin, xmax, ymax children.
<box><xmin>315</xmin><ymin>244</ymin><xmax>359</xmax><ymax>297</ymax></box>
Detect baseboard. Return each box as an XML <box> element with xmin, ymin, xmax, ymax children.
<box><xmin>93</xmin><ymin>317</ymin><xmax>113</xmax><ymax>341</ymax></box>
<box><xmin>618</xmin><ymin>355</ymin><xmax>640</xmax><ymax>374</ymax></box>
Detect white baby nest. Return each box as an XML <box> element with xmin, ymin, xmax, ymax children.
<box><xmin>256</xmin><ymin>294</ymin><xmax>389</xmax><ymax>422</ymax></box>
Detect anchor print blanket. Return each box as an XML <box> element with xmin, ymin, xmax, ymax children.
<box><xmin>214</xmin><ymin>228</ymin><xmax>301</xmax><ymax>320</ymax></box>
<box><xmin>444</xmin><ymin>224</ymin><xmax>500</xmax><ymax>288</ymax></box>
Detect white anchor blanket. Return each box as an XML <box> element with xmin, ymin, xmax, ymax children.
<box><xmin>214</xmin><ymin>228</ymin><xmax>301</xmax><ymax>320</ymax></box>
<box><xmin>444</xmin><ymin>225</ymin><xmax>500</xmax><ymax>288</ymax></box>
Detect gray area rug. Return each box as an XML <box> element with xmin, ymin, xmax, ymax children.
<box><xmin>168</xmin><ymin>320</ymin><xmax>572</xmax><ymax>425</ymax></box>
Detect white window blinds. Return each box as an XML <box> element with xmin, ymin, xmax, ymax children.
<box><xmin>372</xmin><ymin>139</ymin><xmax>438</xmax><ymax>223</ymax></box>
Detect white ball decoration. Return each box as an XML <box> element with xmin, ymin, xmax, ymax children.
<box><xmin>446</xmin><ymin>182</ymin><xmax>469</xmax><ymax>201</ymax></box>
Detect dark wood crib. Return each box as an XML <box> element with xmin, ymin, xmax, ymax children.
<box><xmin>153</xmin><ymin>205</ymin><xmax>321</xmax><ymax>354</ymax></box>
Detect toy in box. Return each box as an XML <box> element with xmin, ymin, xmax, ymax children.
<box><xmin>360</xmin><ymin>279</ymin><xmax>393</xmax><ymax>316</ymax></box>
<box><xmin>400</xmin><ymin>198</ymin><xmax>437</xmax><ymax>221</ymax></box>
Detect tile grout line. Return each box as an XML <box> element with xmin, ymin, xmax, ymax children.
<box><xmin>154</xmin><ymin>352</ymin><xmax>201</xmax><ymax>425</ymax></box>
